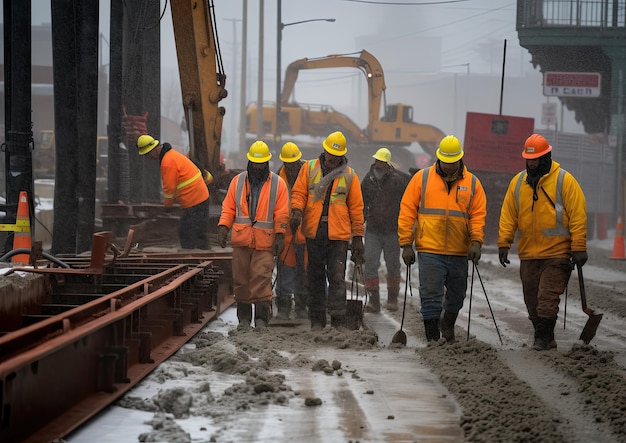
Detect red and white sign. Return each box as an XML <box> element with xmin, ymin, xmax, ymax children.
<box><xmin>543</xmin><ymin>72</ymin><xmax>601</xmax><ymax>97</ymax></box>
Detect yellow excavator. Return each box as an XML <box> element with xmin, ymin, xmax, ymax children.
<box><xmin>246</xmin><ymin>49</ymin><xmax>446</xmax><ymax>167</ymax></box>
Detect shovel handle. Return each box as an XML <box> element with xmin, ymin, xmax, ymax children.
<box><xmin>577</xmin><ymin>263</ymin><xmax>589</xmax><ymax>313</ymax></box>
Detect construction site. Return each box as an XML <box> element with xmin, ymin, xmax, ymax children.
<box><xmin>1</xmin><ymin>1</ymin><xmax>626</xmax><ymax>442</ymax></box>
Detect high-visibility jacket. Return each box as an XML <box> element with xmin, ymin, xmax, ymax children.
<box><xmin>160</xmin><ymin>148</ymin><xmax>209</xmax><ymax>208</ymax></box>
<box><xmin>291</xmin><ymin>158</ymin><xmax>365</xmax><ymax>241</ymax></box>
<box><xmin>219</xmin><ymin>171</ymin><xmax>289</xmax><ymax>251</ymax></box>
<box><xmin>398</xmin><ymin>163</ymin><xmax>486</xmax><ymax>256</ymax></box>
<box><xmin>278</xmin><ymin>165</ymin><xmax>306</xmax><ymax>266</ymax></box>
<box><xmin>498</xmin><ymin>160</ymin><xmax>587</xmax><ymax>259</ymax></box>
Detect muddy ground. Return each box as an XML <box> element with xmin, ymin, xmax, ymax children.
<box><xmin>77</xmin><ymin>244</ymin><xmax>626</xmax><ymax>443</ymax></box>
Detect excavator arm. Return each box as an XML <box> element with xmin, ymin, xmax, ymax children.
<box><xmin>280</xmin><ymin>50</ymin><xmax>386</xmax><ymax>130</ymax></box>
<box><xmin>170</xmin><ymin>0</ymin><xmax>227</xmax><ymax>176</ymax></box>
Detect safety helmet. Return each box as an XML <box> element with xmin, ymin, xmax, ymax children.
<box><xmin>322</xmin><ymin>131</ymin><xmax>347</xmax><ymax>156</ymax></box>
<box><xmin>436</xmin><ymin>135</ymin><xmax>464</xmax><ymax>163</ymax></box>
<box><xmin>279</xmin><ymin>142</ymin><xmax>302</xmax><ymax>163</ymax></box>
<box><xmin>372</xmin><ymin>147</ymin><xmax>392</xmax><ymax>164</ymax></box>
<box><xmin>137</xmin><ymin>134</ymin><xmax>159</xmax><ymax>155</ymax></box>
<box><xmin>247</xmin><ymin>140</ymin><xmax>272</xmax><ymax>163</ymax></box>
<box><xmin>522</xmin><ymin>133</ymin><xmax>552</xmax><ymax>159</ymax></box>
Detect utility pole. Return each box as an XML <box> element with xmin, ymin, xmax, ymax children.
<box><xmin>224</xmin><ymin>17</ymin><xmax>242</xmax><ymax>153</ymax></box>
<box><xmin>255</xmin><ymin>0</ymin><xmax>264</xmax><ymax>141</ymax></box>
<box><xmin>239</xmin><ymin>0</ymin><xmax>248</xmax><ymax>159</ymax></box>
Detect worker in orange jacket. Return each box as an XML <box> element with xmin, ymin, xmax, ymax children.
<box><xmin>275</xmin><ymin>142</ymin><xmax>309</xmax><ymax>320</ymax></box>
<box><xmin>398</xmin><ymin>135</ymin><xmax>486</xmax><ymax>343</ymax></box>
<box><xmin>289</xmin><ymin>131</ymin><xmax>365</xmax><ymax>330</ymax></box>
<box><xmin>137</xmin><ymin>134</ymin><xmax>210</xmax><ymax>249</ymax></box>
<box><xmin>217</xmin><ymin>141</ymin><xmax>290</xmax><ymax>330</ymax></box>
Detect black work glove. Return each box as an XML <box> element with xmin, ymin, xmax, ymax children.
<box><xmin>217</xmin><ymin>225</ymin><xmax>229</xmax><ymax>248</ymax></box>
<box><xmin>498</xmin><ymin>247</ymin><xmax>510</xmax><ymax>267</ymax></box>
<box><xmin>289</xmin><ymin>209</ymin><xmax>302</xmax><ymax>234</ymax></box>
<box><xmin>572</xmin><ymin>251</ymin><xmax>588</xmax><ymax>267</ymax></box>
<box><xmin>402</xmin><ymin>244</ymin><xmax>415</xmax><ymax>267</ymax></box>
<box><xmin>351</xmin><ymin>236</ymin><xmax>365</xmax><ymax>265</ymax></box>
<box><xmin>272</xmin><ymin>233</ymin><xmax>285</xmax><ymax>257</ymax></box>
<box><xmin>467</xmin><ymin>241</ymin><xmax>482</xmax><ymax>264</ymax></box>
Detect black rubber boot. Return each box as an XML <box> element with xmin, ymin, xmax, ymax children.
<box><xmin>310</xmin><ymin>310</ymin><xmax>326</xmax><ymax>331</ymax></box>
<box><xmin>237</xmin><ymin>303</ymin><xmax>253</xmax><ymax>330</ymax></box>
<box><xmin>365</xmin><ymin>289</ymin><xmax>381</xmax><ymax>313</ymax></box>
<box><xmin>533</xmin><ymin>317</ymin><xmax>553</xmax><ymax>351</ymax></box>
<box><xmin>254</xmin><ymin>301</ymin><xmax>272</xmax><ymax>329</ymax></box>
<box><xmin>440</xmin><ymin>310</ymin><xmax>458</xmax><ymax>343</ymax></box>
<box><xmin>423</xmin><ymin>319</ymin><xmax>441</xmax><ymax>342</ymax></box>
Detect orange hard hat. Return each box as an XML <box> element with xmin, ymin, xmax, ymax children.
<box><xmin>522</xmin><ymin>134</ymin><xmax>552</xmax><ymax>159</ymax></box>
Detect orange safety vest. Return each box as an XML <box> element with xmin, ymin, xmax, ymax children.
<box><xmin>160</xmin><ymin>149</ymin><xmax>209</xmax><ymax>208</ymax></box>
<box><xmin>219</xmin><ymin>171</ymin><xmax>289</xmax><ymax>251</ymax></box>
<box><xmin>291</xmin><ymin>158</ymin><xmax>365</xmax><ymax>241</ymax></box>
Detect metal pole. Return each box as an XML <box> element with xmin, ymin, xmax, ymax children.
<box><xmin>275</xmin><ymin>0</ymin><xmax>282</xmax><ymax>155</ymax></box>
<box><xmin>617</xmin><ymin>69</ymin><xmax>624</xmax><ymax>219</ymax></box>
<box><xmin>499</xmin><ymin>39</ymin><xmax>507</xmax><ymax>115</ymax></box>
<box><xmin>239</xmin><ymin>0</ymin><xmax>248</xmax><ymax>158</ymax></box>
<box><xmin>255</xmin><ymin>0</ymin><xmax>264</xmax><ymax>141</ymax></box>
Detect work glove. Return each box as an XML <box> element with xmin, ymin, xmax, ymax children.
<box><xmin>498</xmin><ymin>247</ymin><xmax>510</xmax><ymax>268</ymax></box>
<box><xmin>289</xmin><ymin>209</ymin><xmax>303</xmax><ymax>234</ymax></box>
<box><xmin>467</xmin><ymin>241</ymin><xmax>482</xmax><ymax>264</ymax></box>
<box><xmin>272</xmin><ymin>233</ymin><xmax>285</xmax><ymax>257</ymax></box>
<box><xmin>401</xmin><ymin>244</ymin><xmax>415</xmax><ymax>267</ymax></box>
<box><xmin>572</xmin><ymin>251</ymin><xmax>588</xmax><ymax>267</ymax></box>
<box><xmin>351</xmin><ymin>236</ymin><xmax>365</xmax><ymax>265</ymax></box>
<box><xmin>217</xmin><ymin>225</ymin><xmax>229</xmax><ymax>248</ymax></box>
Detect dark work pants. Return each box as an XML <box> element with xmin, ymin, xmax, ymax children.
<box><xmin>179</xmin><ymin>198</ymin><xmax>209</xmax><ymax>249</ymax></box>
<box><xmin>306</xmin><ymin>237</ymin><xmax>349</xmax><ymax>317</ymax></box>
<box><xmin>520</xmin><ymin>258</ymin><xmax>572</xmax><ymax>319</ymax></box>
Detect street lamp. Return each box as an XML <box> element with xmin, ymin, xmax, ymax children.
<box><xmin>276</xmin><ymin>2</ymin><xmax>335</xmax><ymax>151</ymax></box>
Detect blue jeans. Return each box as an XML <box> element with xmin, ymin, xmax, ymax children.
<box><xmin>417</xmin><ymin>252</ymin><xmax>468</xmax><ymax>320</ymax></box>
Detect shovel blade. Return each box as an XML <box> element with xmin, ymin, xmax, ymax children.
<box><xmin>391</xmin><ymin>330</ymin><xmax>407</xmax><ymax>346</ymax></box>
<box><xmin>579</xmin><ymin>313</ymin><xmax>603</xmax><ymax>344</ymax></box>
<box><xmin>346</xmin><ymin>300</ymin><xmax>364</xmax><ymax>330</ymax></box>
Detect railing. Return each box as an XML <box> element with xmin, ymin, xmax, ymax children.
<box><xmin>517</xmin><ymin>0</ymin><xmax>626</xmax><ymax>28</ymax></box>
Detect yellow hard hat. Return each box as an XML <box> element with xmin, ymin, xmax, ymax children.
<box><xmin>247</xmin><ymin>140</ymin><xmax>272</xmax><ymax>163</ymax></box>
<box><xmin>436</xmin><ymin>135</ymin><xmax>464</xmax><ymax>163</ymax></box>
<box><xmin>372</xmin><ymin>147</ymin><xmax>392</xmax><ymax>163</ymax></box>
<box><xmin>137</xmin><ymin>134</ymin><xmax>159</xmax><ymax>155</ymax></box>
<box><xmin>322</xmin><ymin>131</ymin><xmax>347</xmax><ymax>156</ymax></box>
<box><xmin>279</xmin><ymin>142</ymin><xmax>302</xmax><ymax>163</ymax></box>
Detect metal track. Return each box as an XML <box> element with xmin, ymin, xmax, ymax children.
<box><xmin>0</xmin><ymin>235</ymin><xmax>234</xmax><ymax>443</ymax></box>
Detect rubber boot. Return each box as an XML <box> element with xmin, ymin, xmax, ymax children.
<box><xmin>254</xmin><ymin>301</ymin><xmax>272</xmax><ymax>329</ymax></box>
<box><xmin>423</xmin><ymin>319</ymin><xmax>441</xmax><ymax>342</ymax></box>
<box><xmin>310</xmin><ymin>310</ymin><xmax>326</xmax><ymax>331</ymax></box>
<box><xmin>237</xmin><ymin>303</ymin><xmax>253</xmax><ymax>331</ymax></box>
<box><xmin>440</xmin><ymin>310</ymin><xmax>458</xmax><ymax>343</ymax></box>
<box><xmin>365</xmin><ymin>289</ymin><xmax>381</xmax><ymax>313</ymax></box>
<box><xmin>532</xmin><ymin>317</ymin><xmax>552</xmax><ymax>351</ymax></box>
<box><xmin>386</xmin><ymin>276</ymin><xmax>400</xmax><ymax>312</ymax></box>
<box><xmin>275</xmin><ymin>297</ymin><xmax>291</xmax><ymax>320</ymax></box>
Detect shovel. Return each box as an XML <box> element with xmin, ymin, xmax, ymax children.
<box><xmin>392</xmin><ymin>264</ymin><xmax>411</xmax><ymax>345</ymax></box>
<box><xmin>577</xmin><ymin>264</ymin><xmax>603</xmax><ymax>344</ymax></box>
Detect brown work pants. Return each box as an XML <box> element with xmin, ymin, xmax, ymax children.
<box><xmin>519</xmin><ymin>258</ymin><xmax>572</xmax><ymax>319</ymax></box>
<box><xmin>232</xmin><ymin>247</ymin><xmax>274</xmax><ymax>304</ymax></box>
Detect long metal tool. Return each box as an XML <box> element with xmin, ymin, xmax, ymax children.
<box><xmin>474</xmin><ymin>262</ymin><xmax>504</xmax><ymax>345</ymax></box>
<box><xmin>577</xmin><ymin>264</ymin><xmax>603</xmax><ymax>344</ymax></box>
<box><xmin>392</xmin><ymin>264</ymin><xmax>411</xmax><ymax>345</ymax></box>
<box><xmin>467</xmin><ymin>262</ymin><xmax>475</xmax><ymax>340</ymax></box>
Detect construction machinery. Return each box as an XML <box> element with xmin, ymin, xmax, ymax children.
<box><xmin>246</xmin><ymin>50</ymin><xmax>446</xmax><ymax>172</ymax></box>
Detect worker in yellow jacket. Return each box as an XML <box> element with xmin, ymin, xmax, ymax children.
<box><xmin>498</xmin><ymin>133</ymin><xmax>587</xmax><ymax>351</ymax></box>
<box><xmin>290</xmin><ymin>131</ymin><xmax>365</xmax><ymax>330</ymax></box>
<box><xmin>217</xmin><ymin>141</ymin><xmax>290</xmax><ymax>330</ymax></box>
<box><xmin>275</xmin><ymin>142</ymin><xmax>308</xmax><ymax>320</ymax></box>
<box><xmin>398</xmin><ymin>135</ymin><xmax>487</xmax><ymax>343</ymax></box>
<box><xmin>137</xmin><ymin>134</ymin><xmax>210</xmax><ymax>249</ymax></box>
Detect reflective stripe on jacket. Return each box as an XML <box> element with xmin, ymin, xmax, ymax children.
<box><xmin>219</xmin><ymin>171</ymin><xmax>289</xmax><ymax>251</ymax></box>
<box><xmin>498</xmin><ymin>160</ymin><xmax>587</xmax><ymax>259</ymax></box>
<box><xmin>291</xmin><ymin>158</ymin><xmax>365</xmax><ymax>241</ymax></box>
<box><xmin>160</xmin><ymin>149</ymin><xmax>209</xmax><ymax>208</ymax></box>
<box><xmin>398</xmin><ymin>164</ymin><xmax>486</xmax><ymax>256</ymax></box>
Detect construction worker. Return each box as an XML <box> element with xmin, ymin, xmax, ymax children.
<box><xmin>217</xmin><ymin>141</ymin><xmax>290</xmax><ymax>330</ymax></box>
<box><xmin>361</xmin><ymin>148</ymin><xmax>410</xmax><ymax>312</ymax></box>
<box><xmin>498</xmin><ymin>133</ymin><xmax>587</xmax><ymax>351</ymax></box>
<box><xmin>136</xmin><ymin>134</ymin><xmax>210</xmax><ymax>249</ymax></box>
<box><xmin>398</xmin><ymin>135</ymin><xmax>486</xmax><ymax>343</ymax></box>
<box><xmin>289</xmin><ymin>131</ymin><xmax>365</xmax><ymax>330</ymax></box>
<box><xmin>275</xmin><ymin>142</ymin><xmax>308</xmax><ymax>320</ymax></box>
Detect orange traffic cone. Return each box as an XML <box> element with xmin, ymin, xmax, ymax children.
<box><xmin>611</xmin><ymin>215</ymin><xmax>625</xmax><ymax>260</ymax></box>
<box><xmin>12</xmin><ymin>191</ymin><xmax>32</xmax><ymax>264</ymax></box>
